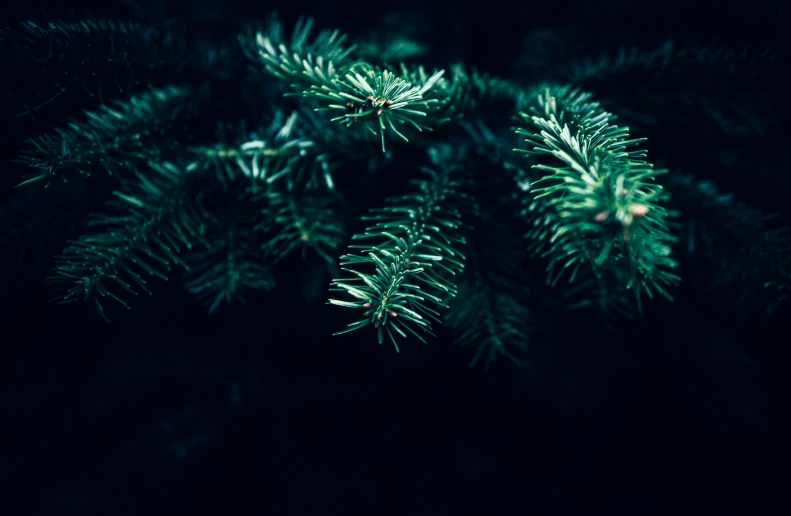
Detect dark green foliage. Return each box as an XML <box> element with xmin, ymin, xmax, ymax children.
<box><xmin>184</xmin><ymin>228</ymin><xmax>275</xmax><ymax>314</ymax></box>
<box><xmin>445</xmin><ymin>203</ymin><xmax>532</xmax><ymax>370</ymax></box>
<box><xmin>15</xmin><ymin>85</ymin><xmax>201</xmax><ymax>187</ymax></box>
<box><xmin>5</xmin><ymin>12</ymin><xmax>789</xmax><ymax>369</ymax></box>
<box><xmin>0</xmin><ymin>19</ymin><xmax>216</xmax><ymax>120</ymax></box>
<box><xmin>560</xmin><ymin>39</ymin><xmax>791</xmax><ymax>137</ymax></box>
<box><xmin>514</xmin><ymin>86</ymin><xmax>679</xmax><ymax>308</ymax></box>
<box><xmin>667</xmin><ymin>174</ymin><xmax>790</xmax><ymax>313</ymax></box>
<box><xmin>259</xmin><ymin>183</ymin><xmax>345</xmax><ymax>265</ymax></box>
<box><xmin>47</xmin><ymin>161</ymin><xmax>207</xmax><ymax>322</ymax></box>
<box><xmin>329</xmin><ymin>145</ymin><xmax>472</xmax><ymax>350</ymax></box>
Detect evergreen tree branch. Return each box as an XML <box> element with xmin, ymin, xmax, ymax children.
<box><xmin>328</xmin><ymin>145</ymin><xmax>472</xmax><ymax>350</ymax></box>
<box><xmin>0</xmin><ymin>19</ymin><xmax>218</xmax><ymax>119</ymax></box>
<box><xmin>184</xmin><ymin>228</ymin><xmax>275</xmax><ymax>315</ymax></box>
<box><xmin>189</xmin><ymin>113</ymin><xmax>316</xmax><ymax>188</ymax></box>
<box><xmin>561</xmin><ymin>39</ymin><xmax>791</xmax><ymax>136</ymax></box>
<box><xmin>187</xmin><ymin>108</ymin><xmax>365</xmax><ymax>191</ymax></box>
<box><xmin>14</xmin><ymin>85</ymin><xmax>202</xmax><ymax>187</ymax></box>
<box><xmin>256</xmin><ymin>180</ymin><xmax>345</xmax><ymax>266</ymax></box>
<box><xmin>187</xmin><ymin>109</ymin><xmax>347</xmax><ymax>269</ymax></box>
<box><xmin>445</xmin><ymin>204</ymin><xmax>532</xmax><ymax>370</ymax></box>
<box><xmin>247</xmin><ymin>17</ymin><xmax>451</xmax><ymax>152</ymax></box>
<box><xmin>514</xmin><ymin>85</ymin><xmax>679</xmax><ymax>308</ymax></box>
<box><xmin>667</xmin><ymin>173</ymin><xmax>790</xmax><ymax>313</ymax></box>
<box><xmin>47</xmin><ymin>161</ymin><xmax>208</xmax><ymax>322</ymax></box>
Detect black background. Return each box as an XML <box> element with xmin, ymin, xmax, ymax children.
<box><xmin>1</xmin><ymin>1</ymin><xmax>787</xmax><ymax>514</ymax></box>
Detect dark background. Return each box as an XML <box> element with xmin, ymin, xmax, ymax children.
<box><xmin>1</xmin><ymin>1</ymin><xmax>787</xmax><ymax>514</ymax></box>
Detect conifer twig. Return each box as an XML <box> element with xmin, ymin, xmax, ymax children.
<box><xmin>514</xmin><ymin>85</ymin><xmax>679</xmax><ymax>308</ymax></box>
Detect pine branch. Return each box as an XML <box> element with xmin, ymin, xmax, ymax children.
<box><xmin>241</xmin><ymin>14</ymin><xmax>356</xmax><ymax>77</ymax></box>
<box><xmin>328</xmin><ymin>145</ymin><xmax>472</xmax><ymax>350</ymax></box>
<box><xmin>187</xmin><ymin>109</ymin><xmax>347</xmax><ymax>268</ymax></box>
<box><xmin>184</xmin><ymin>228</ymin><xmax>275</xmax><ymax>315</ymax></box>
<box><xmin>188</xmin><ymin>108</ymin><xmax>365</xmax><ymax>191</ymax></box>
<box><xmin>445</xmin><ymin>204</ymin><xmax>531</xmax><ymax>370</ymax></box>
<box><xmin>514</xmin><ymin>85</ymin><xmax>679</xmax><ymax>309</ymax></box>
<box><xmin>256</xmin><ymin>181</ymin><xmax>345</xmax><ymax>266</ymax></box>
<box><xmin>562</xmin><ymin>40</ymin><xmax>791</xmax><ymax>136</ymax></box>
<box><xmin>47</xmin><ymin>161</ymin><xmax>208</xmax><ymax>322</ymax></box>
<box><xmin>0</xmin><ymin>19</ymin><xmax>206</xmax><ymax>119</ymax></box>
<box><xmin>667</xmin><ymin>173</ymin><xmax>790</xmax><ymax>313</ymax></box>
<box><xmin>14</xmin><ymin>85</ymin><xmax>202</xmax><ymax>187</ymax></box>
<box><xmin>188</xmin><ymin>112</ymin><xmax>317</xmax><ymax>188</ymax></box>
<box><xmin>248</xmin><ymin>17</ymin><xmax>451</xmax><ymax>152</ymax></box>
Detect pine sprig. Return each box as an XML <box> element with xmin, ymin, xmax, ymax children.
<box><xmin>328</xmin><ymin>145</ymin><xmax>472</xmax><ymax>350</ymax></box>
<box><xmin>0</xmin><ymin>19</ymin><xmax>200</xmax><ymax>119</ymax></box>
<box><xmin>188</xmin><ymin>110</ymin><xmax>347</xmax><ymax>268</ymax></box>
<box><xmin>246</xmin><ymin>16</ymin><xmax>353</xmax><ymax>90</ymax></box>
<box><xmin>514</xmin><ymin>85</ymin><xmax>679</xmax><ymax>307</ymax></box>
<box><xmin>184</xmin><ymin>228</ymin><xmax>275</xmax><ymax>315</ymax></box>
<box><xmin>47</xmin><ymin>161</ymin><xmax>207</xmax><ymax>322</ymax></box>
<box><xmin>668</xmin><ymin>173</ymin><xmax>790</xmax><ymax>313</ymax></box>
<box><xmin>15</xmin><ymin>85</ymin><xmax>201</xmax><ymax>187</ymax></box>
<box><xmin>188</xmin><ymin>112</ymin><xmax>317</xmax><ymax>188</ymax></box>
<box><xmin>563</xmin><ymin>39</ymin><xmax>791</xmax><ymax>136</ymax></box>
<box><xmin>257</xmin><ymin>181</ymin><xmax>345</xmax><ymax>265</ymax></box>
<box><xmin>309</xmin><ymin>65</ymin><xmax>447</xmax><ymax>151</ymax></box>
<box><xmin>248</xmin><ymin>16</ymin><xmax>449</xmax><ymax>152</ymax></box>
<box><xmin>445</xmin><ymin>206</ymin><xmax>531</xmax><ymax>370</ymax></box>
<box><xmin>1</xmin><ymin>19</ymin><xmax>184</xmax><ymax>67</ymax></box>
<box><xmin>247</xmin><ymin>14</ymin><xmax>355</xmax><ymax>69</ymax></box>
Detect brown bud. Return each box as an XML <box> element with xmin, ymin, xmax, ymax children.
<box><xmin>629</xmin><ymin>203</ymin><xmax>649</xmax><ymax>217</ymax></box>
<box><xmin>374</xmin><ymin>321</ymin><xmax>380</xmax><ymax>328</ymax></box>
<box><xmin>363</xmin><ymin>302</ymin><xmax>372</xmax><ymax>309</ymax></box>
<box><xmin>384</xmin><ymin>99</ymin><xmax>393</xmax><ymax>106</ymax></box>
<box><xmin>389</xmin><ymin>310</ymin><xmax>398</xmax><ymax>318</ymax></box>
<box><xmin>595</xmin><ymin>211</ymin><xmax>608</xmax><ymax>222</ymax></box>
<box><xmin>375</xmin><ymin>107</ymin><xmax>383</xmax><ymax>116</ymax></box>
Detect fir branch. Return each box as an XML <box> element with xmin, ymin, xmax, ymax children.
<box><xmin>14</xmin><ymin>85</ymin><xmax>202</xmax><ymax>187</ymax></box>
<box><xmin>256</xmin><ymin>181</ymin><xmax>345</xmax><ymax>266</ymax></box>
<box><xmin>514</xmin><ymin>85</ymin><xmax>679</xmax><ymax>308</ymax></box>
<box><xmin>184</xmin><ymin>228</ymin><xmax>275</xmax><ymax>315</ymax></box>
<box><xmin>667</xmin><ymin>173</ymin><xmax>790</xmax><ymax>313</ymax></box>
<box><xmin>47</xmin><ymin>161</ymin><xmax>207</xmax><ymax>322</ymax></box>
<box><xmin>445</xmin><ymin>205</ymin><xmax>531</xmax><ymax>370</ymax></box>
<box><xmin>562</xmin><ymin>40</ymin><xmax>791</xmax><ymax>136</ymax></box>
<box><xmin>187</xmin><ymin>108</ymin><xmax>365</xmax><ymax>191</ymax></box>
<box><xmin>562</xmin><ymin>266</ymin><xmax>641</xmax><ymax>322</ymax></box>
<box><xmin>328</xmin><ymin>145</ymin><xmax>472</xmax><ymax>350</ymax></box>
<box><xmin>245</xmin><ymin>15</ymin><xmax>353</xmax><ymax>90</ymax></box>
<box><xmin>0</xmin><ymin>19</ymin><xmax>199</xmax><ymax>118</ymax></box>
<box><xmin>308</xmin><ymin>65</ymin><xmax>446</xmax><ymax>151</ymax></box>
<box><xmin>187</xmin><ymin>112</ymin><xmax>317</xmax><ymax>188</ymax></box>
<box><xmin>243</xmin><ymin>14</ymin><xmax>355</xmax><ymax>75</ymax></box>
<box><xmin>249</xmin><ymin>16</ymin><xmax>449</xmax><ymax>152</ymax></box>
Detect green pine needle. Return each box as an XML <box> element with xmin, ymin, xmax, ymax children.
<box><xmin>47</xmin><ymin>161</ymin><xmax>207</xmax><ymax>322</ymax></box>
<box><xmin>328</xmin><ymin>146</ymin><xmax>472</xmax><ymax>350</ymax></box>
<box><xmin>514</xmin><ymin>85</ymin><xmax>680</xmax><ymax>305</ymax></box>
